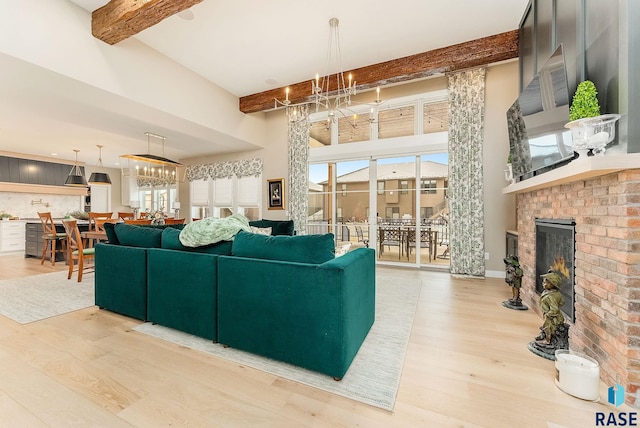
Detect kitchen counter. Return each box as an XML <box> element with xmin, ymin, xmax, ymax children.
<box><xmin>22</xmin><ymin>218</ymin><xmax>90</xmax><ymax>224</ymax></box>
<box><xmin>24</xmin><ymin>220</ymin><xmax>89</xmax><ymax>261</ymax></box>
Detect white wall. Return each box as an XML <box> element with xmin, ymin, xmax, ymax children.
<box><xmin>483</xmin><ymin>61</ymin><xmax>518</xmax><ymax>275</ymax></box>
<box><xmin>0</xmin><ymin>0</ymin><xmax>266</xmax><ymax>149</ymax></box>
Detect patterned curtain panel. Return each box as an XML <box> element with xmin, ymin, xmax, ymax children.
<box><xmin>447</xmin><ymin>67</ymin><xmax>486</xmax><ymax>276</ymax></box>
<box><xmin>185</xmin><ymin>158</ymin><xmax>263</xmax><ymax>181</ymax></box>
<box><xmin>287</xmin><ymin>104</ymin><xmax>310</xmax><ymax>235</ymax></box>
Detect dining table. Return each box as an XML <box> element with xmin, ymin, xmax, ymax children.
<box><xmin>81</xmin><ymin>230</ymin><xmax>108</xmax><ymax>248</ymax></box>
<box><xmin>378</xmin><ymin>225</ymin><xmax>439</xmax><ymax>262</ymax></box>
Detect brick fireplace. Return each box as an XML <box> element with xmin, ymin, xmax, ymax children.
<box><xmin>511</xmin><ymin>162</ymin><xmax>640</xmax><ymax>406</ymax></box>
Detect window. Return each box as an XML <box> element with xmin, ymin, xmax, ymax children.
<box><xmin>378</xmin><ymin>105</ymin><xmax>415</xmax><ymax>139</ymax></box>
<box><xmin>190</xmin><ymin>180</ymin><xmax>209</xmax><ymax>206</ymax></box>
<box><xmin>421</xmin><ymin>207</ymin><xmax>433</xmax><ymax>219</ymax></box>
<box><xmin>421</xmin><ymin>179</ymin><xmax>437</xmax><ymax>194</ymax></box>
<box><xmin>310</xmin><ymin>121</ymin><xmax>331</xmax><ymax>147</ymax></box>
<box><xmin>338</xmin><ymin>113</ymin><xmax>371</xmax><ymax>144</ymax></box>
<box><xmin>423</xmin><ymin>101</ymin><xmax>449</xmax><ymax>134</ymax></box>
<box><xmin>341</xmin><ymin>183</ymin><xmax>347</xmax><ymax>196</ymax></box>
<box><xmin>377</xmin><ymin>181</ymin><xmax>385</xmax><ymax>195</ymax></box>
<box><xmin>385</xmin><ymin>207</ymin><xmax>400</xmax><ymax>219</ymax></box>
<box><xmin>237</xmin><ymin>176</ymin><xmax>261</xmax><ymax>220</ymax></box>
<box><xmin>189</xmin><ymin>175</ymin><xmax>262</xmax><ymax>221</ymax></box>
<box><xmin>400</xmin><ymin>180</ymin><xmax>409</xmax><ymax>194</ymax></box>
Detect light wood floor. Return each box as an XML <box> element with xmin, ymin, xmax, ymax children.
<box><xmin>0</xmin><ymin>254</ymin><xmax>615</xmax><ymax>427</ymax></box>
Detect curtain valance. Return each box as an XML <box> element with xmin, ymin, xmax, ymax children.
<box><xmin>185</xmin><ymin>158</ymin><xmax>263</xmax><ymax>181</ymax></box>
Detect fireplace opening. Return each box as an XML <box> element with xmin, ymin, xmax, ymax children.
<box><xmin>535</xmin><ymin>219</ymin><xmax>576</xmax><ymax>322</ymax></box>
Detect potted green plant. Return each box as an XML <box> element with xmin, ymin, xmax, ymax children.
<box><xmin>565</xmin><ymin>80</ymin><xmax>621</xmax><ymax>156</ymax></box>
<box><xmin>565</xmin><ymin>81</ymin><xmax>600</xmax><ymax>156</ymax></box>
<box><xmin>569</xmin><ymin>80</ymin><xmax>600</xmax><ymax>121</ymax></box>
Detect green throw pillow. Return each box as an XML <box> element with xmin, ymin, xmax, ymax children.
<box><xmin>232</xmin><ymin>231</ymin><xmax>335</xmax><ymax>264</ymax></box>
<box><xmin>249</xmin><ymin>219</ymin><xmax>295</xmax><ymax>236</ymax></box>
<box><xmin>161</xmin><ymin>227</ymin><xmax>232</xmax><ymax>255</ymax></box>
<box><xmin>103</xmin><ymin>223</ymin><xmax>183</xmax><ymax>246</ymax></box>
<box><xmin>114</xmin><ymin>223</ymin><xmax>163</xmax><ymax>248</ymax></box>
<box><xmin>103</xmin><ymin>221</ymin><xmax>120</xmax><ymax>245</ymax></box>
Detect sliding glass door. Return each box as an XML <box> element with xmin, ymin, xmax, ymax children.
<box><xmin>309</xmin><ymin>154</ymin><xmax>449</xmax><ymax>268</ymax></box>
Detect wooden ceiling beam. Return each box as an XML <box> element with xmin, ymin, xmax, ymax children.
<box><xmin>92</xmin><ymin>0</ymin><xmax>203</xmax><ymax>45</ymax></box>
<box><xmin>239</xmin><ymin>30</ymin><xmax>518</xmax><ymax>114</ymax></box>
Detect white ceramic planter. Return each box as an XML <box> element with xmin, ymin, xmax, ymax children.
<box><xmin>565</xmin><ymin>114</ymin><xmax>621</xmax><ymax>156</ymax></box>
<box><xmin>504</xmin><ymin>163</ymin><xmax>515</xmax><ymax>184</ymax></box>
<box><xmin>565</xmin><ymin>118</ymin><xmax>590</xmax><ymax>153</ymax></box>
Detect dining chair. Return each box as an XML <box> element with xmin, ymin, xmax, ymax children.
<box><xmin>62</xmin><ymin>219</ymin><xmax>95</xmax><ymax>282</ymax></box>
<box><xmin>88</xmin><ymin>212</ymin><xmax>113</xmax><ymax>231</ymax></box>
<box><xmin>118</xmin><ymin>212</ymin><xmax>135</xmax><ymax>221</ymax></box>
<box><xmin>85</xmin><ymin>219</ymin><xmax>117</xmax><ymax>248</ymax></box>
<box><xmin>406</xmin><ymin>228</ymin><xmax>433</xmax><ymax>261</ymax></box>
<box><xmin>124</xmin><ymin>219</ymin><xmax>153</xmax><ymax>225</ymax></box>
<box><xmin>355</xmin><ymin>225</ymin><xmax>369</xmax><ymax>248</ymax></box>
<box><xmin>37</xmin><ymin>212</ymin><xmax>66</xmax><ymax>266</ymax></box>
<box><xmin>163</xmin><ymin>218</ymin><xmax>185</xmax><ymax>225</ymax></box>
<box><xmin>378</xmin><ymin>226</ymin><xmax>401</xmax><ymax>259</ymax></box>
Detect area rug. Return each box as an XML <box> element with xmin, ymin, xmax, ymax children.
<box><xmin>134</xmin><ymin>271</ymin><xmax>420</xmax><ymax>411</ymax></box>
<box><xmin>0</xmin><ymin>271</ymin><xmax>94</xmax><ymax>324</ymax></box>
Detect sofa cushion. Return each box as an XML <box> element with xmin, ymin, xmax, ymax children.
<box><xmin>232</xmin><ymin>231</ymin><xmax>335</xmax><ymax>264</ymax></box>
<box><xmin>161</xmin><ymin>227</ymin><xmax>232</xmax><ymax>255</ymax></box>
<box><xmin>103</xmin><ymin>222</ymin><xmax>184</xmax><ymax>246</ymax></box>
<box><xmin>249</xmin><ymin>219</ymin><xmax>294</xmax><ymax>236</ymax></box>
<box><xmin>114</xmin><ymin>223</ymin><xmax>163</xmax><ymax>248</ymax></box>
<box><xmin>103</xmin><ymin>221</ymin><xmax>119</xmax><ymax>245</ymax></box>
<box><xmin>249</xmin><ymin>226</ymin><xmax>272</xmax><ymax>235</ymax></box>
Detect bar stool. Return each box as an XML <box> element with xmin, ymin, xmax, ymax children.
<box><xmin>38</xmin><ymin>212</ymin><xmax>66</xmax><ymax>266</ymax></box>
<box><xmin>62</xmin><ymin>219</ymin><xmax>95</xmax><ymax>282</ymax></box>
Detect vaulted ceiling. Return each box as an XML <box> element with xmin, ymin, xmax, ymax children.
<box><xmin>0</xmin><ymin>0</ymin><xmax>528</xmax><ymax>167</ymax></box>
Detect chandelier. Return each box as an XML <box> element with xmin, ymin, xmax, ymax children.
<box><xmin>120</xmin><ymin>132</ymin><xmax>182</xmax><ymax>188</ymax></box>
<box><xmin>275</xmin><ymin>18</ymin><xmax>383</xmax><ymax>124</ymax></box>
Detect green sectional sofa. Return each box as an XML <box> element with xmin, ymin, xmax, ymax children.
<box><xmin>94</xmin><ymin>220</ymin><xmax>375</xmax><ymax>379</ymax></box>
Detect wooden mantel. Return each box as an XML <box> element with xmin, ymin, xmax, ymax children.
<box><xmin>239</xmin><ymin>30</ymin><xmax>519</xmax><ymax>114</ymax></box>
<box><xmin>502</xmin><ymin>153</ymin><xmax>640</xmax><ymax>194</ymax></box>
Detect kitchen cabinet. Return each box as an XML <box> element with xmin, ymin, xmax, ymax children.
<box><xmin>0</xmin><ymin>220</ymin><xmax>26</xmax><ymax>253</ymax></box>
<box><xmin>24</xmin><ymin>220</ymin><xmax>89</xmax><ymax>261</ymax></box>
<box><xmin>25</xmin><ymin>222</ymin><xmax>49</xmax><ymax>260</ymax></box>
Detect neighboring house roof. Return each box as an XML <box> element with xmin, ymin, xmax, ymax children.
<box><xmin>320</xmin><ymin>161</ymin><xmax>448</xmax><ymax>184</ymax></box>
<box><xmin>309</xmin><ymin>182</ymin><xmax>323</xmax><ymax>192</ymax></box>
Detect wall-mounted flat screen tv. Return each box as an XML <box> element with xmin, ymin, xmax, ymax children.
<box><xmin>507</xmin><ymin>44</ymin><xmax>574</xmax><ymax>181</ymax></box>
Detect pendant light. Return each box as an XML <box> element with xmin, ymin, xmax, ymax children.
<box><xmin>64</xmin><ymin>149</ymin><xmax>88</xmax><ymax>187</ymax></box>
<box><xmin>88</xmin><ymin>145</ymin><xmax>112</xmax><ymax>185</ymax></box>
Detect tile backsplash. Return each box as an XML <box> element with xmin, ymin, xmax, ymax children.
<box><xmin>0</xmin><ymin>192</ymin><xmax>84</xmax><ymax>219</ymax></box>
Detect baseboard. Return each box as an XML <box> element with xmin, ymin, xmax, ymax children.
<box><xmin>485</xmin><ymin>269</ymin><xmax>505</xmax><ymax>279</ymax></box>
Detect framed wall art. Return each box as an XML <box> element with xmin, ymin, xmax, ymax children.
<box><xmin>267</xmin><ymin>178</ymin><xmax>285</xmax><ymax>210</ymax></box>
